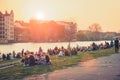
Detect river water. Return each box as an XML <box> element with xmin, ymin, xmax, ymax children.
<box><xmin>0</xmin><ymin>41</ymin><xmax>110</xmax><ymax>54</ymax></box>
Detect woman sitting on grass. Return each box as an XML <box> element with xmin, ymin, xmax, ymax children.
<box><xmin>39</xmin><ymin>52</ymin><xmax>51</xmax><ymax>65</ymax></box>
<box><xmin>58</xmin><ymin>50</ymin><xmax>64</xmax><ymax>57</ymax></box>
<box><xmin>39</xmin><ymin>54</ymin><xmax>46</xmax><ymax>65</ymax></box>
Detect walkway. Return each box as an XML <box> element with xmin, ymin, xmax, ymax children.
<box><xmin>24</xmin><ymin>53</ymin><xmax>120</xmax><ymax>80</ymax></box>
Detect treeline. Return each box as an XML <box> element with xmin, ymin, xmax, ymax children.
<box><xmin>77</xmin><ymin>23</ymin><xmax>120</xmax><ymax>41</ymax></box>
<box><xmin>77</xmin><ymin>30</ymin><xmax>120</xmax><ymax>41</ymax></box>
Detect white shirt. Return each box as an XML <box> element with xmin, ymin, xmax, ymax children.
<box><xmin>58</xmin><ymin>51</ymin><xmax>64</xmax><ymax>56</ymax></box>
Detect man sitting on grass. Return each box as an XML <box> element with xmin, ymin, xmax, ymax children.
<box><xmin>28</xmin><ymin>52</ymin><xmax>35</xmax><ymax>66</ymax></box>
<box><xmin>45</xmin><ymin>53</ymin><xmax>51</xmax><ymax>64</ymax></box>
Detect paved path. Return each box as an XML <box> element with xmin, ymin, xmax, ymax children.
<box><xmin>24</xmin><ymin>53</ymin><xmax>120</xmax><ymax>80</ymax></box>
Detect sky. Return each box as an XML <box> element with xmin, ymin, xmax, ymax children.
<box><xmin>0</xmin><ymin>0</ymin><xmax>120</xmax><ymax>32</ymax></box>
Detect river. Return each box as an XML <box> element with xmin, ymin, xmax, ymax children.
<box><xmin>0</xmin><ymin>41</ymin><xmax>110</xmax><ymax>54</ymax></box>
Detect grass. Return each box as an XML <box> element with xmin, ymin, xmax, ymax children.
<box><xmin>0</xmin><ymin>58</ymin><xmax>21</xmax><ymax>64</ymax></box>
<box><xmin>0</xmin><ymin>48</ymin><xmax>114</xmax><ymax>80</ymax></box>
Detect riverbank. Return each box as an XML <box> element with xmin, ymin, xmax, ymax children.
<box><xmin>0</xmin><ymin>47</ymin><xmax>114</xmax><ymax>80</ymax></box>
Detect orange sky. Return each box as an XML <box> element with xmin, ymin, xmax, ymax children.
<box><xmin>0</xmin><ymin>0</ymin><xmax>120</xmax><ymax>32</ymax></box>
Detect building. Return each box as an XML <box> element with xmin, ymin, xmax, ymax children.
<box><xmin>14</xmin><ymin>21</ymin><xmax>29</xmax><ymax>42</ymax></box>
<box><xmin>0</xmin><ymin>10</ymin><xmax>14</xmax><ymax>43</ymax></box>
<box><xmin>57</xmin><ymin>21</ymin><xmax>77</xmax><ymax>41</ymax></box>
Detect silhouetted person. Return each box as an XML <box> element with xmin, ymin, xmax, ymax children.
<box><xmin>12</xmin><ymin>51</ymin><xmax>16</xmax><ymax>58</ymax></box>
<box><xmin>2</xmin><ymin>54</ymin><xmax>6</xmax><ymax>60</ymax></box>
<box><xmin>21</xmin><ymin>49</ymin><xmax>24</xmax><ymax>57</ymax></box>
<box><xmin>28</xmin><ymin>52</ymin><xmax>35</xmax><ymax>66</ymax></box>
<box><xmin>45</xmin><ymin>54</ymin><xmax>50</xmax><ymax>64</ymax></box>
<box><xmin>114</xmin><ymin>38</ymin><xmax>119</xmax><ymax>53</ymax></box>
<box><xmin>110</xmin><ymin>40</ymin><xmax>114</xmax><ymax>47</ymax></box>
<box><xmin>92</xmin><ymin>42</ymin><xmax>97</xmax><ymax>50</ymax></box>
<box><xmin>6</xmin><ymin>54</ymin><xmax>10</xmax><ymax>60</ymax></box>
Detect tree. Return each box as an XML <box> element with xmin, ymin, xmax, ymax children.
<box><xmin>88</xmin><ymin>23</ymin><xmax>102</xmax><ymax>32</ymax></box>
<box><xmin>88</xmin><ymin>23</ymin><xmax>102</xmax><ymax>40</ymax></box>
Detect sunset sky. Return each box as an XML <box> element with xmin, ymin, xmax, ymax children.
<box><xmin>0</xmin><ymin>0</ymin><xmax>120</xmax><ymax>32</ymax></box>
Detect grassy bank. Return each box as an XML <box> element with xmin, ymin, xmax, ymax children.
<box><xmin>0</xmin><ymin>58</ymin><xmax>20</xmax><ymax>64</ymax></box>
<box><xmin>0</xmin><ymin>48</ymin><xmax>114</xmax><ymax>80</ymax></box>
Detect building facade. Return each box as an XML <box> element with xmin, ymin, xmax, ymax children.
<box><xmin>0</xmin><ymin>10</ymin><xmax>14</xmax><ymax>43</ymax></box>
<box><xmin>57</xmin><ymin>21</ymin><xmax>77</xmax><ymax>41</ymax></box>
<box><xmin>14</xmin><ymin>21</ymin><xmax>29</xmax><ymax>42</ymax></box>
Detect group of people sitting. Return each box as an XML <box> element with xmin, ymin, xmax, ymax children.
<box><xmin>46</xmin><ymin>41</ymin><xmax>114</xmax><ymax>56</ymax></box>
<box><xmin>0</xmin><ymin>40</ymin><xmax>117</xmax><ymax>66</ymax></box>
<box><xmin>87</xmin><ymin>41</ymin><xmax>114</xmax><ymax>51</ymax></box>
<box><xmin>0</xmin><ymin>51</ymin><xmax>21</xmax><ymax>61</ymax></box>
<box><xmin>47</xmin><ymin>46</ymin><xmax>77</xmax><ymax>56</ymax></box>
<box><xmin>21</xmin><ymin>50</ymin><xmax>51</xmax><ymax>66</ymax></box>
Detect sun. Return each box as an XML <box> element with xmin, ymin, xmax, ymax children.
<box><xmin>35</xmin><ymin>12</ymin><xmax>45</xmax><ymax>20</ymax></box>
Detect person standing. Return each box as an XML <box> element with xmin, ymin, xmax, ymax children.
<box><xmin>114</xmin><ymin>38</ymin><xmax>119</xmax><ymax>53</ymax></box>
<box><xmin>110</xmin><ymin>40</ymin><xmax>114</xmax><ymax>47</ymax></box>
<box><xmin>0</xmin><ymin>53</ymin><xmax>2</xmax><ymax>61</ymax></box>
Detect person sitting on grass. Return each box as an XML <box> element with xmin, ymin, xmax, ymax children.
<box><xmin>58</xmin><ymin>50</ymin><xmax>64</xmax><ymax>57</ymax></box>
<box><xmin>71</xmin><ymin>48</ymin><xmax>77</xmax><ymax>55</ymax></box>
<box><xmin>64</xmin><ymin>49</ymin><xmax>70</xmax><ymax>56</ymax></box>
<box><xmin>28</xmin><ymin>52</ymin><xmax>35</xmax><ymax>66</ymax></box>
<box><xmin>2</xmin><ymin>53</ymin><xmax>6</xmax><ymax>60</ymax></box>
<box><xmin>88</xmin><ymin>46</ymin><xmax>93</xmax><ymax>51</ymax></box>
<box><xmin>45</xmin><ymin>53</ymin><xmax>51</xmax><ymax>64</ymax></box>
<box><xmin>39</xmin><ymin>54</ymin><xmax>46</xmax><ymax>65</ymax></box>
<box><xmin>104</xmin><ymin>41</ymin><xmax>110</xmax><ymax>49</ymax></box>
<box><xmin>6</xmin><ymin>54</ymin><xmax>10</xmax><ymax>60</ymax></box>
<box><xmin>23</xmin><ymin>52</ymin><xmax>29</xmax><ymax>66</ymax></box>
<box><xmin>92</xmin><ymin>42</ymin><xmax>98</xmax><ymax>50</ymax></box>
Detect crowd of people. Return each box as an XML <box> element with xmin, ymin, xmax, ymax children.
<box><xmin>0</xmin><ymin>51</ymin><xmax>21</xmax><ymax>61</ymax></box>
<box><xmin>0</xmin><ymin>39</ymin><xmax>119</xmax><ymax>67</ymax></box>
<box><xmin>21</xmin><ymin>50</ymin><xmax>51</xmax><ymax>66</ymax></box>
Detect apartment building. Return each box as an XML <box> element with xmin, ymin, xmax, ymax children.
<box><xmin>0</xmin><ymin>10</ymin><xmax>14</xmax><ymax>43</ymax></box>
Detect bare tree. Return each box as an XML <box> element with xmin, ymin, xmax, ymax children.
<box><xmin>88</xmin><ymin>23</ymin><xmax>102</xmax><ymax>40</ymax></box>
<box><xmin>88</xmin><ymin>23</ymin><xmax>102</xmax><ymax>32</ymax></box>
